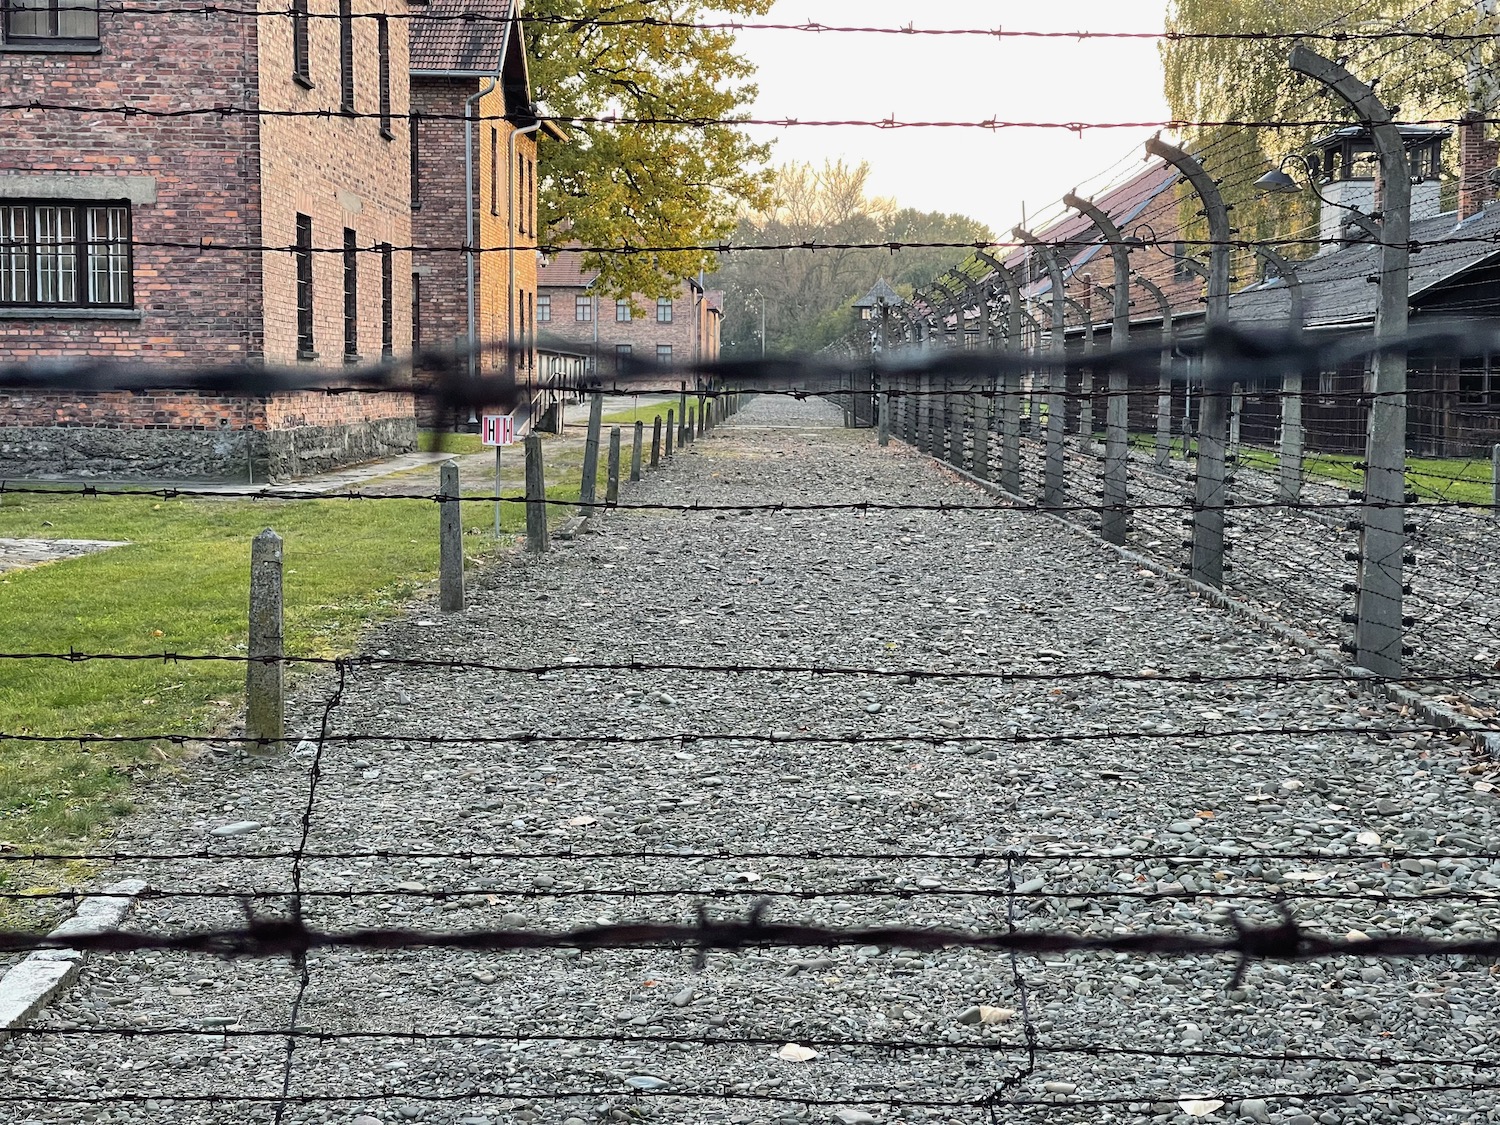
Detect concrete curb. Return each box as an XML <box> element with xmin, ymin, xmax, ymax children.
<box><xmin>917</xmin><ymin>443</ymin><xmax>1499</xmax><ymax>755</ymax></box>
<box><xmin>0</xmin><ymin>878</ymin><xmax>148</xmax><ymax>1045</ymax></box>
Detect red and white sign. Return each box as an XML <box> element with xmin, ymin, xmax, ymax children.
<box><xmin>481</xmin><ymin>414</ymin><xmax>515</xmax><ymax>447</ymax></box>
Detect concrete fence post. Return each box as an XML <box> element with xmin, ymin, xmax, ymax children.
<box><xmin>666</xmin><ymin>408</ymin><xmax>675</xmax><ymax>459</ymax></box>
<box><xmin>1229</xmin><ymin>382</ymin><xmax>1244</xmax><ymax>457</ymax></box>
<box><xmin>1155</xmin><ymin>363</ymin><xmax>1173</xmax><ymax>468</ymax></box>
<box><xmin>578</xmin><ymin>391</ymin><xmax>603</xmax><ymax>515</ymax></box>
<box><xmin>1492</xmin><ymin>444</ymin><xmax>1500</xmax><ymax>518</ymax></box>
<box><xmin>524</xmin><ymin>432</ymin><xmax>548</xmax><ymax>553</ymax></box>
<box><xmin>1102</xmin><ymin>374</ymin><xmax>1129</xmax><ymax>546</ymax></box>
<box><xmin>949</xmin><ymin>379</ymin><xmax>966</xmax><ymax>470</ymax></box>
<box><xmin>1079</xmin><ymin>372</ymin><xmax>1094</xmax><ymax>453</ymax></box>
<box><xmin>606</xmin><ymin>426</ymin><xmax>621</xmax><ymax>506</ymax></box>
<box><xmin>679</xmin><ymin>382</ymin><xmax>688</xmax><ymax>446</ymax></box>
<box><xmin>1044</xmin><ymin>365</ymin><xmax>1065</xmax><ymax>509</ymax></box>
<box><xmin>1028</xmin><ymin>372</ymin><xmax>1042</xmax><ymax>440</ymax></box>
<box><xmin>998</xmin><ymin>367</ymin><xmax>1021</xmax><ymax>495</ymax></box>
<box><xmin>970</xmin><ymin>391</ymin><xmax>990</xmax><ymax>480</ymax></box>
<box><xmin>1192</xmin><ymin>387</ymin><xmax>1230</xmax><ymax>587</ymax></box>
<box><xmin>1280</xmin><ymin>372</ymin><xmax>1304</xmax><ymax>505</ymax></box>
<box><xmin>651</xmin><ymin>415</ymin><xmax>662</xmax><ymax>467</ymax></box>
<box><xmin>919</xmin><ymin>374</ymin><xmax>932</xmax><ymax>453</ymax></box>
<box><xmin>246</xmin><ymin>528</ymin><xmax>284</xmax><ymax>756</ymax></box>
<box><xmin>439</xmin><ymin>459</ymin><xmax>464</xmax><ymax>613</ymax></box>
<box><xmin>631</xmin><ymin>420</ymin><xmax>644</xmax><ymax>482</ymax></box>
<box><xmin>877</xmin><ymin>375</ymin><xmax>890</xmax><ymax>447</ymax></box>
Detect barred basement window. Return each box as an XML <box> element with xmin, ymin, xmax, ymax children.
<box><xmin>290</xmin><ymin>0</ymin><xmax>311</xmax><ymax>86</ymax></box>
<box><xmin>338</xmin><ymin>0</ymin><xmax>354</xmax><ymax>113</ymax></box>
<box><xmin>295</xmin><ymin>213</ymin><xmax>315</xmax><ymax>358</ymax></box>
<box><xmin>4</xmin><ymin>0</ymin><xmax>98</xmax><ymax>42</ymax></box>
<box><xmin>379</xmin><ymin>242</ymin><xmax>393</xmax><ymax>357</ymax></box>
<box><xmin>377</xmin><ymin>16</ymin><xmax>392</xmax><ymax>138</ymax></box>
<box><xmin>343</xmin><ymin>227</ymin><xmax>359</xmax><ymax>361</ymax></box>
<box><xmin>0</xmin><ymin>200</ymin><xmax>131</xmax><ymax>308</ymax></box>
<box><xmin>656</xmin><ymin>344</ymin><xmax>672</xmax><ymax>364</ymax></box>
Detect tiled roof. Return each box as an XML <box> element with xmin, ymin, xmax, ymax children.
<box><xmin>1228</xmin><ymin>205</ymin><xmax>1500</xmax><ymax>328</ymax></box>
<box><xmin>537</xmin><ymin>249</ymin><xmax>600</xmax><ymax>289</ymax></box>
<box><xmin>1010</xmin><ymin>162</ymin><xmax>1182</xmax><ymax>297</ymax></box>
<box><xmin>410</xmin><ymin>0</ymin><xmax>513</xmax><ymax>74</ymax></box>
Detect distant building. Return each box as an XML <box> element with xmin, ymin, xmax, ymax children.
<box><xmin>537</xmin><ymin>249</ymin><xmax>722</xmax><ymax>376</ymax></box>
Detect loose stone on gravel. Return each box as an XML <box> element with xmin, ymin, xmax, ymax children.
<box><xmin>5</xmin><ymin>396</ymin><xmax>1498</xmax><ymax>1124</ymax></box>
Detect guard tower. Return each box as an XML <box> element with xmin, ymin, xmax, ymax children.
<box><xmin>1307</xmin><ymin>124</ymin><xmax>1449</xmax><ymax>252</ymax></box>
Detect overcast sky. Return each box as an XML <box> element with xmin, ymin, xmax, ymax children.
<box><xmin>734</xmin><ymin>0</ymin><xmax>1173</xmax><ymax>235</ymax></box>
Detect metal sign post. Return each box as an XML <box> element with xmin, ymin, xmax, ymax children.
<box><xmin>481</xmin><ymin>414</ymin><xmax>516</xmax><ymax>537</ymax></box>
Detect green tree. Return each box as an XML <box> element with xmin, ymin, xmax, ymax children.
<box><xmin>526</xmin><ymin>1</ymin><xmax>776</xmax><ymax>297</ymax></box>
<box><xmin>712</xmin><ymin>160</ymin><xmax>993</xmax><ymax>355</ymax></box>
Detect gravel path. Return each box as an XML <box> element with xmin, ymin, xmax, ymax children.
<box><xmin>5</xmin><ymin>394</ymin><xmax>1500</xmax><ymax>1125</ymax></box>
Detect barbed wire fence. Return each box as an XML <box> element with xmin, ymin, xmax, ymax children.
<box><xmin>8</xmin><ymin>6</ymin><xmax>1500</xmax><ymax>1125</ymax></box>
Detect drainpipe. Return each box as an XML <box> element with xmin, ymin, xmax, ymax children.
<box><xmin>463</xmin><ymin>75</ymin><xmax>497</xmax><ymax>387</ymax></box>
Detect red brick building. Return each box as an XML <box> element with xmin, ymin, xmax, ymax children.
<box><xmin>409</xmin><ymin>0</ymin><xmax>564</xmax><ymax>429</ymax></box>
<box><xmin>0</xmin><ymin>0</ymin><xmax>417</xmax><ymax>479</ymax></box>
<box><xmin>537</xmin><ymin>249</ymin><xmax>723</xmax><ymax>377</ymax></box>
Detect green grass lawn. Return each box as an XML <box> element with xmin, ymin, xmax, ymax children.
<box><xmin>1234</xmin><ymin>446</ymin><xmax>1494</xmax><ymax>505</ymax></box>
<box><xmin>0</xmin><ymin>493</ymin><xmax>447</xmax><ymax>859</ymax></box>
<box><xmin>0</xmin><ymin>430</ymin><xmax>619</xmax><ymax>878</ymax></box>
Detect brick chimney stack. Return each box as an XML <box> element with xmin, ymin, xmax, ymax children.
<box><xmin>1459</xmin><ymin>112</ymin><xmax>1500</xmax><ymax>221</ymax></box>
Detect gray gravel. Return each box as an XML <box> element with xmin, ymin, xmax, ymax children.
<box><xmin>5</xmin><ymin>393</ymin><xmax>1500</xmax><ymax>1125</ymax></box>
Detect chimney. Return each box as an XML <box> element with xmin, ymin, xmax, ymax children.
<box><xmin>1459</xmin><ymin>112</ymin><xmax>1500</xmax><ymax>221</ymax></box>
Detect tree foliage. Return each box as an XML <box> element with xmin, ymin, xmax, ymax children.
<box><xmin>525</xmin><ymin>0</ymin><xmax>776</xmax><ymax>297</ymax></box>
<box><xmin>1160</xmin><ymin>0</ymin><xmax>1499</xmax><ymax>270</ymax></box>
<box><xmin>710</xmin><ymin>161</ymin><xmax>993</xmax><ymax>356</ymax></box>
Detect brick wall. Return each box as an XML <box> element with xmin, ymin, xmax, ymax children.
<box><xmin>537</xmin><ymin>278</ymin><xmax>712</xmax><ymax>374</ymax></box>
<box><xmin>411</xmin><ymin>77</ymin><xmax>538</xmax><ymax>428</ymax></box>
<box><xmin>0</xmin><ymin>391</ymin><xmax>264</xmax><ymax>429</ymax></box>
<box><xmin>257</xmin><ymin>0</ymin><xmax>414</xmax><ymax>370</ymax></box>
<box><xmin>0</xmin><ymin>7</ymin><xmax>265</xmax><ymax>360</ymax></box>
<box><xmin>0</xmin><ymin>1</ymin><xmax>419</xmax><ymax>477</ymax></box>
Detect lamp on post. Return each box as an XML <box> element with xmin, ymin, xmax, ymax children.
<box><xmin>1254</xmin><ymin>153</ymin><xmax>1384</xmax><ymax>244</ymax></box>
<box><xmin>1144</xmin><ymin>135</ymin><xmax>1232</xmax><ymax>589</ymax></box>
<box><xmin>1286</xmin><ymin>44</ymin><xmax>1411</xmax><ymax>678</ymax></box>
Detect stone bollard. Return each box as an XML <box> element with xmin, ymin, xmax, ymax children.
<box><xmin>651</xmin><ymin>415</ymin><xmax>662</xmax><ymax>468</ymax></box>
<box><xmin>666</xmin><ymin>408</ymin><xmax>675</xmax><ymax>459</ymax></box>
<box><xmin>578</xmin><ymin>391</ymin><xmax>603</xmax><ymax>516</ymax></box>
<box><xmin>524</xmin><ymin>432</ymin><xmax>548</xmax><ymax>553</ymax></box>
<box><xmin>606</xmin><ymin>426</ymin><xmax>621</xmax><ymax>506</ymax></box>
<box><xmin>246</xmin><ymin>528</ymin><xmax>284</xmax><ymax>756</ymax></box>
<box><xmin>439</xmin><ymin>459</ymin><xmax>464</xmax><ymax>613</ymax></box>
